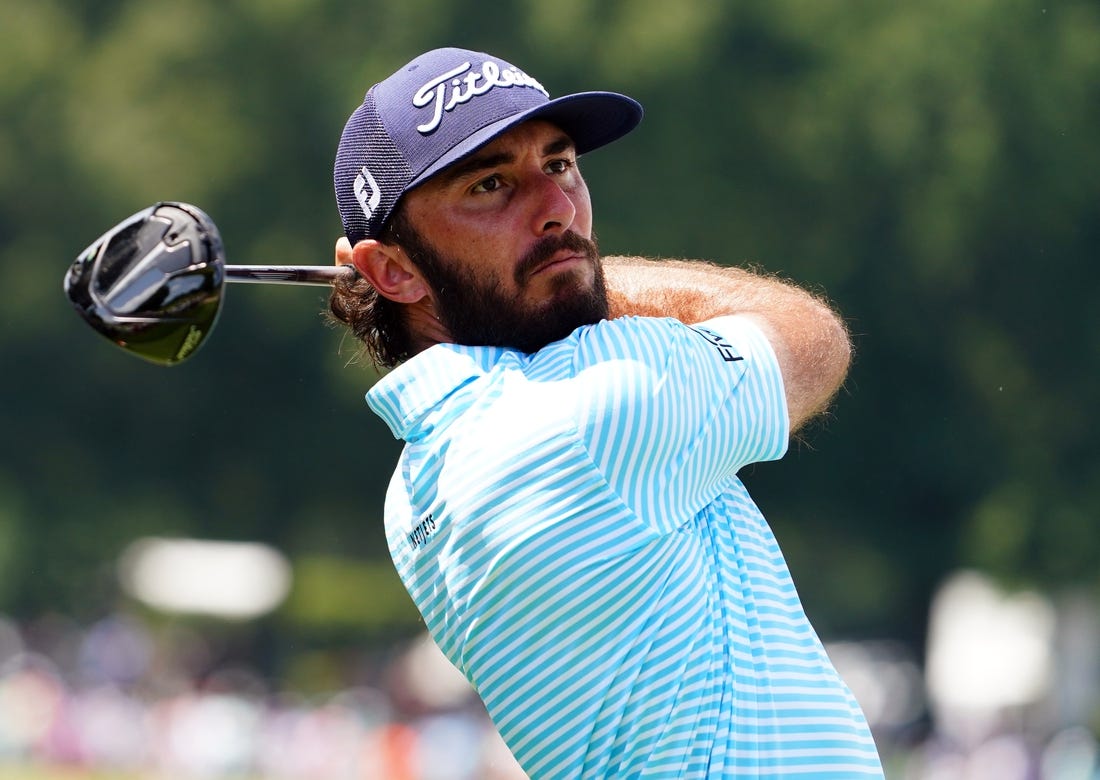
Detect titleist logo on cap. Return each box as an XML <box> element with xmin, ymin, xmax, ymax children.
<box><xmin>412</xmin><ymin>60</ymin><xmax>550</xmax><ymax>135</ymax></box>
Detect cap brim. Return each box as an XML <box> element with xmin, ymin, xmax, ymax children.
<box><xmin>407</xmin><ymin>91</ymin><xmax>642</xmax><ymax>192</ymax></box>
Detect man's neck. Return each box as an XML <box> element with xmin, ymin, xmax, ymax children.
<box><xmin>404</xmin><ymin>297</ymin><xmax>452</xmax><ymax>355</ymax></box>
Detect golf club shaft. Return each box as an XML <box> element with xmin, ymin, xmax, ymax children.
<box><xmin>226</xmin><ymin>265</ymin><xmax>358</xmax><ymax>286</ymax></box>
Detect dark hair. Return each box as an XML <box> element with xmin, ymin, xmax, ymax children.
<box><xmin>327</xmin><ymin>205</ymin><xmax>415</xmax><ymax>368</ymax></box>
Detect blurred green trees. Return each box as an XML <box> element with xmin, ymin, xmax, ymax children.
<box><xmin>1</xmin><ymin>0</ymin><xmax>1098</xmax><ymax>657</ymax></box>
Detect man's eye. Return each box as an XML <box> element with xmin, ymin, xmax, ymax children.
<box><xmin>546</xmin><ymin>158</ymin><xmax>574</xmax><ymax>174</ymax></box>
<box><xmin>472</xmin><ymin>175</ymin><xmax>503</xmax><ymax>193</ymax></box>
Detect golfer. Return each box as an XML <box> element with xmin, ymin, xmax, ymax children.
<box><xmin>330</xmin><ymin>47</ymin><xmax>884</xmax><ymax>779</ymax></box>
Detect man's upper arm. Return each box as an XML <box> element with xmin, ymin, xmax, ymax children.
<box><xmin>739</xmin><ymin>302</ymin><xmax>851</xmax><ymax>432</ymax></box>
<box><xmin>571</xmin><ymin>316</ymin><xmax>788</xmax><ymax>532</ymax></box>
<box><xmin>603</xmin><ymin>257</ymin><xmax>851</xmax><ymax>432</ymax></box>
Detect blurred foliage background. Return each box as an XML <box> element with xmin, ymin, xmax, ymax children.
<box><xmin>1</xmin><ymin>0</ymin><xmax>1098</xmax><ymax>760</ymax></box>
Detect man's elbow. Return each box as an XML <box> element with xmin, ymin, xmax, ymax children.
<box><xmin>787</xmin><ymin>304</ymin><xmax>852</xmax><ymax>432</ymax></box>
<box><xmin>821</xmin><ymin>309</ymin><xmax>853</xmax><ymax>396</ymax></box>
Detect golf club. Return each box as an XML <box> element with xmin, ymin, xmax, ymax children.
<box><xmin>63</xmin><ymin>202</ymin><xmax>357</xmax><ymax>366</ymax></box>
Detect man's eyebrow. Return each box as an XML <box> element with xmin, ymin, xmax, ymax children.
<box><xmin>438</xmin><ymin>150</ymin><xmax>515</xmax><ymax>186</ymax></box>
<box><xmin>436</xmin><ymin>134</ymin><xmax>578</xmax><ymax>187</ymax></box>
<box><xmin>543</xmin><ymin>134</ymin><xmax>575</xmax><ymax>156</ymax></box>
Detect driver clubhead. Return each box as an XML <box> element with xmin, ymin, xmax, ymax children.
<box><xmin>64</xmin><ymin>202</ymin><xmax>226</xmax><ymax>366</ymax></box>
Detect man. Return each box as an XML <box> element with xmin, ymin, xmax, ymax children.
<box><xmin>330</xmin><ymin>47</ymin><xmax>884</xmax><ymax>778</ymax></box>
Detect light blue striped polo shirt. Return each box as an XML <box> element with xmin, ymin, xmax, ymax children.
<box><xmin>367</xmin><ymin>315</ymin><xmax>883</xmax><ymax>779</ymax></box>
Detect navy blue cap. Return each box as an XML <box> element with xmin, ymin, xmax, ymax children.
<box><xmin>334</xmin><ymin>47</ymin><xmax>643</xmax><ymax>243</ymax></box>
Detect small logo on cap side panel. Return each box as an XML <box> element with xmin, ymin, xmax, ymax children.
<box><xmin>412</xmin><ymin>61</ymin><xmax>550</xmax><ymax>135</ymax></box>
<box><xmin>354</xmin><ymin>166</ymin><xmax>382</xmax><ymax>220</ymax></box>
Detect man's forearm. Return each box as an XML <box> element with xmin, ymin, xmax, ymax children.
<box><xmin>601</xmin><ymin>256</ymin><xmax>851</xmax><ymax>431</ymax></box>
<box><xmin>604</xmin><ymin>256</ymin><xmax>795</xmax><ymax>323</ymax></box>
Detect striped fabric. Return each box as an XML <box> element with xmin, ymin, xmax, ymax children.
<box><xmin>368</xmin><ymin>315</ymin><xmax>884</xmax><ymax>779</ymax></box>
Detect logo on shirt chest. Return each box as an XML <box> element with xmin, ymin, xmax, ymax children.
<box><xmin>407</xmin><ymin>512</ymin><xmax>438</xmax><ymax>550</ymax></box>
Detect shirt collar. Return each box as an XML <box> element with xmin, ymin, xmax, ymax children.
<box><xmin>366</xmin><ymin>343</ymin><xmax>514</xmax><ymax>440</ymax></box>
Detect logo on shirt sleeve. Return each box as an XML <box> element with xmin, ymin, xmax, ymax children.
<box><xmin>689</xmin><ymin>325</ymin><xmax>744</xmax><ymax>363</ymax></box>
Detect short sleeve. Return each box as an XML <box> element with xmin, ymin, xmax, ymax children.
<box><xmin>570</xmin><ymin>315</ymin><xmax>789</xmax><ymax>532</ymax></box>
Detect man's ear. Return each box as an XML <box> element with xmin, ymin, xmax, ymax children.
<box><xmin>335</xmin><ymin>237</ymin><xmax>430</xmax><ymax>304</ymax></box>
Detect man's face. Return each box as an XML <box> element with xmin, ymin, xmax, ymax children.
<box><xmin>396</xmin><ymin>120</ymin><xmax>608</xmax><ymax>353</ymax></box>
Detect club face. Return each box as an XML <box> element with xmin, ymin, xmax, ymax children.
<box><xmin>64</xmin><ymin>202</ymin><xmax>226</xmax><ymax>366</ymax></box>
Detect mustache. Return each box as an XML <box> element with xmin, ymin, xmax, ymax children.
<box><xmin>513</xmin><ymin>231</ymin><xmax>599</xmax><ymax>285</ymax></box>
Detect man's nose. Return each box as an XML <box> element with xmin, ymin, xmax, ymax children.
<box><xmin>530</xmin><ymin>175</ymin><xmax>576</xmax><ymax>236</ymax></box>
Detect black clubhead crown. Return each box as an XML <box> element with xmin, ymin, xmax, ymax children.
<box><xmin>64</xmin><ymin>202</ymin><xmax>226</xmax><ymax>366</ymax></box>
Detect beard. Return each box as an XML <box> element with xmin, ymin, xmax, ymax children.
<box><xmin>400</xmin><ymin>227</ymin><xmax>610</xmax><ymax>354</ymax></box>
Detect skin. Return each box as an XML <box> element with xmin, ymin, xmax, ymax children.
<box><xmin>336</xmin><ymin>119</ymin><xmax>851</xmax><ymax>432</ymax></box>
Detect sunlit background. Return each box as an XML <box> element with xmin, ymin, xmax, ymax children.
<box><xmin>2</xmin><ymin>1</ymin><xmax>1099</xmax><ymax>778</ymax></box>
